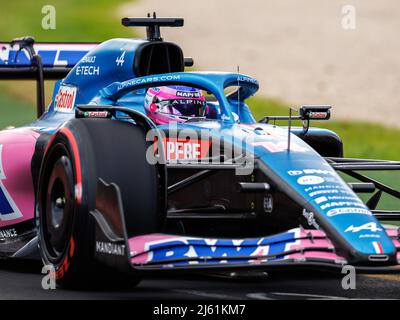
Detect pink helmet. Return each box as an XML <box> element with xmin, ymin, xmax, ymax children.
<box><xmin>144</xmin><ymin>85</ymin><xmax>206</xmax><ymax>124</ymax></box>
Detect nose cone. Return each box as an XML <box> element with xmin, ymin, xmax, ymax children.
<box><xmin>248</xmin><ymin>124</ymin><xmax>397</xmax><ymax>265</ymax></box>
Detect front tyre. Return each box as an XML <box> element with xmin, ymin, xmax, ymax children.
<box><xmin>37</xmin><ymin>119</ymin><xmax>165</xmax><ymax>288</ymax></box>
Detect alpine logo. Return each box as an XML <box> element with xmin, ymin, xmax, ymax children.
<box><xmin>54</xmin><ymin>85</ymin><xmax>77</xmax><ymax>113</ymax></box>
<box><xmin>345</xmin><ymin>222</ymin><xmax>382</xmax><ymax>233</ymax></box>
<box><xmin>116</xmin><ymin>51</ymin><xmax>126</xmax><ymax>66</ymax></box>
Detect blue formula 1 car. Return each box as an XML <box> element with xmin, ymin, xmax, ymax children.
<box><xmin>0</xmin><ymin>16</ymin><xmax>399</xmax><ymax>288</ymax></box>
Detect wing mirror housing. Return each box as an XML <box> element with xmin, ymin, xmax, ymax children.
<box><xmin>299</xmin><ymin>105</ymin><xmax>331</xmax><ymax>121</ymax></box>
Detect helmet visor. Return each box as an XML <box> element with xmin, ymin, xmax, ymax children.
<box><xmin>159</xmin><ymin>99</ymin><xmax>206</xmax><ymax>117</ymax></box>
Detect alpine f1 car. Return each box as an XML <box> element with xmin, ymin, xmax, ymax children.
<box><xmin>0</xmin><ymin>16</ymin><xmax>399</xmax><ymax>288</ymax></box>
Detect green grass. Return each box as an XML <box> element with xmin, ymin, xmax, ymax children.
<box><xmin>0</xmin><ymin>88</ymin><xmax>35</xmax><ymax>128</ymax></box>
<box><xmin>0</xmin><ymin>0</ymin><xmax>134</xmax><ymax>42</ymax></box>
<box><xmin>340</xmin><ymin>171</ymin><xmax>400</xmax><ymax>212</ymax></box>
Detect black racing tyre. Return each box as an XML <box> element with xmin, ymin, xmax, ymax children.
<box><xmin>37</xmin><ymin>118</ymin><xmax>165</xmax><ymax>288</ymax></box>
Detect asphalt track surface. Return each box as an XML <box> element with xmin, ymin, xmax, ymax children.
<box><xmin>0</xmin><ymin>259</ymin><xmax>399</xmax><ymax>300</ymax></box>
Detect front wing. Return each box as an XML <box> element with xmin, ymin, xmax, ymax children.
<box><xmin>128</xmin><ymin>228</ymin><xmax>400</xmax><ymax>273</ymax></box>
<box><xmin>91</xmin><ymin>179</ymin><xmax>400</xmax><ymax>274</ymax></box>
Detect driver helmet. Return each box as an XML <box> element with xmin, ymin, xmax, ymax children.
<box><xmin>144</xmin><ymin>85</ymin><xmax>206</xmax><ymax>124</ymax></box>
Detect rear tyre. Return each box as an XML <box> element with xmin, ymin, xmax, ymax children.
<box><xmin>37</xmin><ymin>118</ymin><xmax>165</xmax><ymax>288</ymax></box>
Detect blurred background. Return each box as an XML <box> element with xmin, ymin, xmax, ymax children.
<box><xmin>0</xmin><ymin>1</ymin><xmax>399</xmax><ymax>162</ymax></box>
